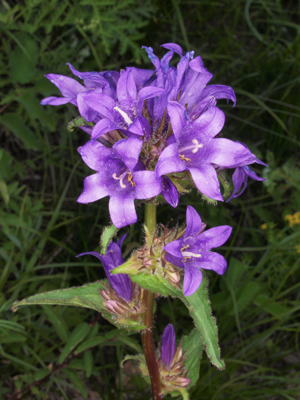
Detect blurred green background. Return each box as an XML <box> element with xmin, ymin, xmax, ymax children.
<box><xmin>1</xmin><ymin>0</ymin><xmax>300</xmax><ymax>399</ymax></box>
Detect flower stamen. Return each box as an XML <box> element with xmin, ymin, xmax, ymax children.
<box><xmin>114</xmin><ymin>106</ymin><xmax>133</xmax><ymax>125</ymax></box>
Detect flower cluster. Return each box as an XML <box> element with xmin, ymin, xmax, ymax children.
<box><xmin>42</xmin><ymin>43</ymin><xmax>265</xmax><ymax>228</ymax></box>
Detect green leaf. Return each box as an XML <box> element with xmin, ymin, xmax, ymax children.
<box><xmin>178</xmin><ymin>273</ymin><xmax>225</xmax><ymax>370</ymax></box>
<box><xmin>64</xmin><ymin>368</ymin><xmax>88</xmax><ymax>398</ymax></box>
<box><xmin>59</xmin><ymin>322</ymin><xmax>90</xmax><ymax>363</ymax></box>
<box><xmin>18</xmin><ymin>92</ymin><xmax>56</xmax><ymax>131</ymax></box>
<box><xmin>0</xmin><ymin>180</ymin><xmax>9</xmax><ymax>206</ymax></box>
<box><xmin>100</xmin><ymin>224</ymin><xmax>118</xmax><ymax>254</ymax></box>
<box><xmin>130</xmin><ymin>273</ymin><xmax>179</xmax><ymax>297</ymax></box>
<box><xmin>125</xmin><ymin>270</ymin><xmax>224</xmax><ymax>370</ymax></box>
<box><xmin>0</xmin><ymin>113</ymin><xmax>39</xmax><ymax>150</ymax></box>
<box><xmin>42</xmin><ymin>305</ymin><xmax>69</xmax><ymax>343</ymax></box>
<box><xmin>75</xmin><ymin>335</ymin><xmax>107</xmax><ymax>354</ymax></box>
<box><xmin>12</xmin><ymin>280</ymin><xmax>146</xmax><ymax>331</ymax></box>
<box><xmin>9</xmin><ymin>33</ymin><xmax>38</xmax><ymax>84</ymax></box>
<box><xmin>12</xmin><ymin>281</ymin><xmax>108</xmax><ymax>313</ymax></box>
<box><xmin>182</xmin><ymin>329</ymin><xmax>203</xmax><ymax>387</ymax></box>
<box><xmin>84</xmin><ymin>350</ymin><xmax>93</xmax><ymax>378</ymax></box>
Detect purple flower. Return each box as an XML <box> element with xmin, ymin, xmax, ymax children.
<box><xmin>40</xmin><ymin>64</ymin><xmax>119</xmax><ymax>122</ymax></box>
<box><xmin>227</xmin><ymin>164</ymin><xmax>266</xmax><ymax>202</ymax></box>
<box><xmin>161</xmin><ymin>324</ymin><xmax>176</xmax><ymax>369</ymax></box>
<box><xmin>77</xmin><ymin>137</ymin><xmax>162</xmax><ymax>228</ymax></box>
<box><xmin>156</xmin><ymin>102</ymin><xmax>258</xmax><ymax>201</ymax></box>
<box><xmin>76</xmin><ymin>235</ymin><xmax>132</xmax><ymax>302</ymax></box>
<box><xmin>164</xmin><ymin>206</ymin><xmax>232</xmax><ymax>296</ymax></box>
<box><xmin>83</xmin><ymin>69</ymin><xmax>164</xmax><ymax>139</ymax></box>
<box><xmin>143</xmin><ymin>44</ymin><xmax>236</xmax><ymax>125</ymax></box>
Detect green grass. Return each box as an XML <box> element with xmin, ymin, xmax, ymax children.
<box><xmin>1</xmin><ymin>0</ymin><xmax>300</xmax><ymax>399</ymax></box>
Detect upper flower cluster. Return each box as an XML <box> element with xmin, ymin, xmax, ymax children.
<box><xmin>42</xmin><ymin>43</ymin><xmax>265</xmax><ymax>228</ymax></box>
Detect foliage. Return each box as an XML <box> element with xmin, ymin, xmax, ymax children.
<box><xmin>1</xmin><ymin>0</ymin><xmax>300</xmax><ymax>399</ymax></box>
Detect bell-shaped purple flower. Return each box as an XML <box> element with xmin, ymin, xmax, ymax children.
<box><xmin>161</xmin><ymin>324</ymin><xmax>176</xmax><ymax>369</ymax></box>
<box><xmin>227</xmin><ymin>164</ymin><xmax>267</xmax><ymax>202</ymax></box>
<box><xmin>83</xmin><ymin>69</ymin><xmax>164</xmax><ymax>139</ymax></box>
<box><xmin>77</xmin><ymin>137</ymin><xmax>162</xmax><ymax>228</ymax></box>
<box><xmin>76</xmin><ymin>235</ymin><xmax>132</xmax><ymax>302</ymax></box>
<box><xmin>164</xmin><ymin>206</ymin><xmax>232</xmax><ymax>296</ymax></box>
<box><xmin>156</xmin><ymin>102</ymin><xmax>259</xmax><ymax>201</ymax></box>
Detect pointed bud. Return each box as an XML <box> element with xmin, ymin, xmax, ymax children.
<box><xmin>77</xmin><ymin>235</ymin><xmax>132</xmax><ymax>302</ymax></box>
<box><xmin>171</xmin><ymin>376</ymin><xmax>191</xmax><ymax>387</ymax></box>
<box><xmin>161</xmin><ymin>324</ymin><xmax>176</xmax><ymax>368</ymax></box>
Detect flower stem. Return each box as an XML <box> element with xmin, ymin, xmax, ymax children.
<box><xmin>142</xmin><ymin>203</ymin><xmax>161</xmax><ymax>400</ymax></box>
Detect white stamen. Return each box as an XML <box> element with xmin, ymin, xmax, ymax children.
<box><xmin>112</xmin><ymin>173</ymin><xmax>126</xmax><ymax>188</ymax></box>
<box><xmin>114</xmin><ymin>106</ymin><xmax>133</xmax><ymax>125</ymax></box>
<box><xmin>179</xmin><ymin>139</ymin><xmax>203</xmax><ymax>154</ymax></box>
<box><xmin>182</xmin><ymin>251</ymin><xmax>201</xmax><ymax>258</ymax></box>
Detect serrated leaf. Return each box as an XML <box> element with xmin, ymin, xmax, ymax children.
<box><xmin>12</xmin><ymin>280</ymin><xmax>145</xmax><ymax>331</ymax></box>
<box><xmin>0</xmin><ymin>113</ymin><xmax>39</xmax><ymax>150</ymax></box>
<box><xmin>178</xmin><ymin>273</ymin><xmax>225</xmax><ymax>370</ymax></box>
<box><xmin>100</xmin><ymin>224</ymin><xmax>118</xmax><ymax>254</ymax></box>
<box><xmin>126</xmin><ymin>271</ymin><xmax>224</xmax><ymax>370</ymax></box>
<box><xmin>12</xmin><ymin>281</ymin><xmax>108</xmax><ymax>312</ymax></box>
<box><xmin>84</xmin><ymin>350</ymin><xmax>93</xmax><ymax>378</ymax></box>
<box><xmin>59</xmin><ymin>322</ymin><xmax>90</xmax><ymax>363</ymax></box>
<box><xmin>130</xmin><ymin>273</ymin><xmax>177</xmax><ymax>297</ymax></box>
<box><xmin>182</xmin><ymin>329</ymin><xmax>203</xmax><ymax>387</ymax></box>
<box><xmin>42</xmin><ymin>305</ymin><xmax>69</xmax><ymax>343</ymax></box>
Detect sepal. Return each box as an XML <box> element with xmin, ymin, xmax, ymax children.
<box><xmin>67</xmin><ymin>116</ymin><xmax>94</xmax><ymax>132</ymax></box>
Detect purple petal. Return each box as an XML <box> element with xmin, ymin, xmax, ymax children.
<box><xmin>126</xmin><ymin>67</ymin><xmax>154</xmax><ymax>89</ymax></box>
<box><xmin>137</xmin><ymin>87</ymin><xmax>165</xmax><ymax>112</ymax></box>
<box><xmin>128</xmin><ymin>116</ymin><xmax>151</xmax><ymax>137</ymax></box>
<box><xmin>164</xmin><ymin>252</ymin><xmax>184</xmax><ymax>269</ymax></box>
<box><xmin>161</xmin><ymin>43</ymin><xmax>183</xmax><ymax>56</ymax></box>
<box><xmin>245</xmin><ymin>165</ymin><xmax>266</xmax><ymax>181</ymax></box>
<box><xmin>226</xmin><ymin>167</ymin><xmax>247</xmax><ymax>202</ymax></box>
<box><xmin>116</xmin><ymin>234</ymin><xmax>127</xmax><ymax>249</ymax></box>
<box><xmin>183</xmin><ymin>266</ymin><xmax>203</xmax><ymax>296</ymax></box>
<box><xmin>77</xmin><ymin>173</ymin><xmax>109</xmax><ymax>203</ymax></box>
<box><xmin>161</xmin><ymin>177</ymin><xmax>179</xmax><ymax>208</ymax></box>
<box><xmin>109</xmin><ymin>195</ymin><xmax>137</xmax><ymax>228</ymax></box>
<box><xmin>193</xmin><ymin>106</ymin><xmax>225</xmax><ymax>138</ymax></box>
<box><xmin>78</xmin><ymin>140</ymin><xmax>111</xmax><ymax>171</ymax></box>
<box><xmin>84</xmin><ymin>93</ymin><xmax>116</xmax><ymax>120</ymax></box>
<box><xmin>134</xmin><ymin>171</ymin><xmax>162</xmax><ymax>199</ymax></box>
<box><xmin>156</xmin><ymin>143</ymin><xmax>186</xmax><ymax>177</ymax></box>
<box><xmin>77</xmin><ymin>92</ymin><xmax>98</xmax><ymax>122</ymax></box>
<box><xmin>164</xmin><ymin>239</ymin><xmax>183</xmax><ymax>259</ymax></box>
<box><xmin>201</xmin><ymin>84</ymin><xmax>236</xmax><ymax>106</ymax></box>
<box><xmin>189</xmin><ymin>165</ymin><xmax>223</xmax><ymax>201</ymax></box>
<box><xmin>198</xmin><ymin>226</ymin><xmax>232</xmax><ymax>249</ymax></box>
<box><xmin>92</xmin><ymin>118</ymin><xmax>119</xmax><ymax>139</ymax></box>
<box><xmin>76</xmin><ymin>245</ymin><xmax>132</xmax><ymax>302</ymax></box>
<box><xmin>41</xmin><ymin>96</ymin><xmax>72</xmax><ymax>106</ymax></box>
<box><xmin>142</xmin><ymin>46</ymin><xmax>161</xmax><ymax>69</ymax></box>
<box><xmin>167</xmin><ymin>102</ymin><xmax>186</xmax><ymax>140</ymax></box>
<box><xmin>185</xmin><ymin>206</ymin><xmax>202</xmax><ymax>237</ymax></box>
<box><xmin>117</xmin><ymin>70</ymin><xmax>137</xmax><ymax>109</ymax></box>
<box><xmin>199</xmin><ymin>252</ymin><xmax>227</xmax><ymax>275</ymax></box>
<box><xmin>208</xmin><ymin>139</ymin><xmax>257</xmax><ymax>168</ymax></box>
<box><xmin>161</xmin><ymin>324</ymin><xmax>176</xmax><ymax>368</ymax></box>
<box><xmin>45</xmin><ymin>74</ymin><xmax>86</xmax><ymax>97</ymax></box>
<box><xmin>113</xmin><ymin>138</ymin><xmax>142</xmax><ymax>171</ymax></box>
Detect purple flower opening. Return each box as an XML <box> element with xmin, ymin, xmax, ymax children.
<box><xmin>161</xmin><ymin>324</ymin><xmax>176</xmax><ymax>368</ymax></box>
<box><xmin>164</xmin><ymin>206</ymin><xmax>232</xmax><ymax>296</ymax></box>
<box><xmin>76</xmin><ymin>235</ymin><xmax>132</xmax><ymax>302</ymax></box>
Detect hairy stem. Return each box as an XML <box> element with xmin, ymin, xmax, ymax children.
<box><xmin>142</xmin><ymin>203</ymin><xmax>162</xmax><ymax>400</ymax></box>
